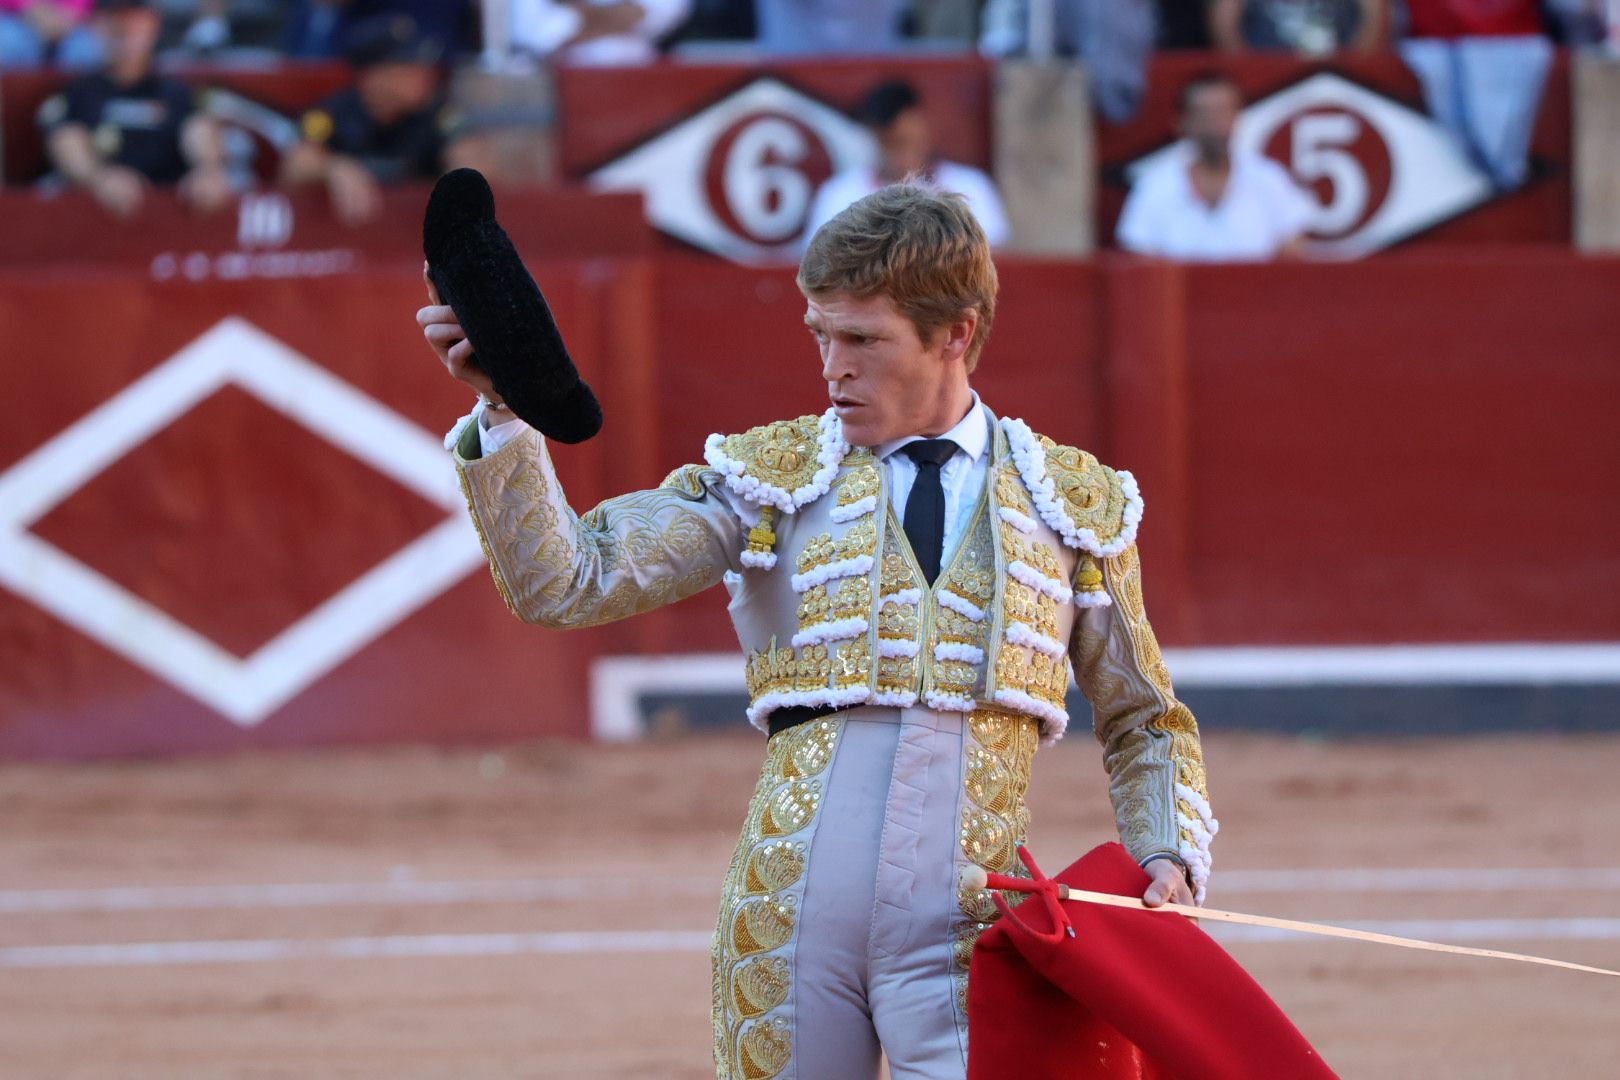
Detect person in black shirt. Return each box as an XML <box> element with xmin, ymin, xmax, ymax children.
<box><xmin>37</xmin><ymin>0</ymin><xmax>230</xmax><ymax>218</ymax></box>
<box><xmin>279</xmin><ymin>14</ymin><xmax>470</xmax><ymax>226</ymax></box>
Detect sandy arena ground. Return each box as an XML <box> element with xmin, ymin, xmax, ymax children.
<box><xmin>3</xmin><ymin>730</ymin><xmax>1619</xmax><ymax>1079</ymax></box>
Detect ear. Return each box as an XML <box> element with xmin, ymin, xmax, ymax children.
<box><xmin>938</xmin><ymin>308</ymin><xmax>978</xmax><ymax>364</ymax></box>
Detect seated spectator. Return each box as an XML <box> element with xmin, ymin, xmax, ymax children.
<box><xmin>755</xmin><ymin>0</ymin><xmax>904</xmax><ymax>54</ymax></box>
<box><xmin>36</xmin><ymin>0</ymin><xmax>230</xmax><ymax>218</ymax></box>
<box><xmin>1398</xmin><ymin>0</ymin><xmax>1551</xmax><ymax>191</ymax></box>
<box><xmin>0</xmin><ymin>0</ymin><xmax>104</xmax><ymax>68</ymax></box>
<box><xmin>510</xmin><ymin>0</ymin><xmax>692</xmax><ymax>65</ymax></box>
<box><xmin>1156</xmin><ymin>0</ymin><xmax>1213</xmax><ymax>47</ymax></box>
<box><xmin>1208</xmin><ymin>0</ymin><xmax>1383</xmax><ymax>53</ymax></box>
<box><xmin>279</xmin><ymin>14</ymin><xmax>472</xmax><ymax>226</ymax></box>
<box><xmin>1116</xmin><ymin>71</ymin><xmax>1315</xmax><ymax>261</ymax></box>
<box><xmin>285</xmin><ymin>0</ymin><xmax>476</xmax><ymax>61</ymax></box>
<box><xmin>802</xmin><ymin>79</ymin><xmax>1009</xmax><ymax>249</ymax></box>
<box><xmin>979</xmin><ymin>0</ymin><xmax>1155</xmax><ymax>123</ymax></box>
<box><xmin>1542</xmin><ymin>0</ymin><xmax>1612</xmax><ymax>46</ymax></box>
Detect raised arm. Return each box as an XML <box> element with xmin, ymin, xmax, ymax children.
<box><xmin>450</xmin><ymin>420</ymin><xmax>744</xmax><ymax>629</ymax></box>
<box><xmin>1069</xmin><ymin>544</ymin><xmax>1218</xmax><ymax>902</ymax></box>
<box><xmin>421</xmin><ymin>264</ymin><xmax>742</xmax><ymax>629</ymax></box>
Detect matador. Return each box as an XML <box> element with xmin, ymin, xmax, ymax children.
<box><xmin>423</xmin><ymin>184</ymin><xmax>1217</xmax><ymax>1080</ymax></box>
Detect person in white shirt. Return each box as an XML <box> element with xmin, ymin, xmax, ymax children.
<box><xmin>802</xmin><ymin>79</ymin><xmax>1010</xmax><ymax>250</ymax></box>
<box><xmin>510</xmin><ymin>0</ymin><xmax>691</xmax><ymax>66</ymax></box>
<box><xmin>1116</xmin><ymin>71</ymin><xmax>1316</xmax><ymax>261</ymax></box>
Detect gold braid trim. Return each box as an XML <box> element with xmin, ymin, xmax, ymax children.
<box><xmin>1106</xmin><ymin>545</ymin><xmax>1210</xmax><ymax>849</ymax></box>
<box><xmin>1037</xmin><ymin>434</ymin><xmax>1135</xmax><ymax>551</ymax></box>
<box><xmin>953</xmin><ymin>706</ymin><xmax>1039</xmax><ymax>1023</ymax></box>
<box><xmin>712</xmin><ymin>719</ymin><xmax>841</xmax><ymax>1080</ymax></box>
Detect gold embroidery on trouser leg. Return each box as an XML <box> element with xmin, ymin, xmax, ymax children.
<box><xmin>952</xmin><ymin>706</ymin><xmax>1040</xmax><ymax>1037</ymax></box>
<box><xmin>712</xmin><ymin>719</ymin><xmax>841</xmax><ymax>1080</ymax></box>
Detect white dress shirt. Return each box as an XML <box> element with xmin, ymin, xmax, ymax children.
<box><xmin>510</xmin><ymin>0</ymin><xmax>692</xmax><ymax>66</ymax></box>
<box><xmin>874</xmin><ymin>392</ymin><xmax>990</xmax><ymax>568</ymax></box>
<box><xmin>802</xmin><ymin>163</ymin><xmax>1011</xmax><ymax>249</ymax></box>
<box><xmin>1116</xmin><ymin>144</ymin><xmax>1315</xmax><ymax>261</ymax></box>
<box><xmin>464</xmin><ymin>390</ymin><xmax>991</xmax><ymax>565</ymax></box>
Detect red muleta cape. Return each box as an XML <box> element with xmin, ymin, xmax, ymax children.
<box><xmin>967</xmin><ymin>843</ymin><xmax>1338</xmax><ymax>1080</ymax></box>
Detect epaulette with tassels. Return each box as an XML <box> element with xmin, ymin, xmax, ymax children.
<box><xmin>703</xmin><ymin>409</ymin><xmax>849</xmax><ymax>570</ymax></box>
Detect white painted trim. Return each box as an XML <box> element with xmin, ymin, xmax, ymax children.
<box><xmin>1158</xmin><ymin>643</ymin><xmax>1620</xmax><ymax>687</ymax></box>
<box><xmin>589</xmin><ymin>644</ymin><xmax>1620</xmax><ymax>739</ymax></box>
<box><xmin>589</xmin><ymin>653</ymin><xmax>746</xmax><ymax>741</ymax></box>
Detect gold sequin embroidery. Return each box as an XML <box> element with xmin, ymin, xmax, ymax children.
<box><xmin>713</xmin><ymin>720</ymin><xmax>842</xmax><ymax>1080</ymax></box>
<box><xmin>952</xmin><ymin>705</ymin><xmax>1040</xmax><ymax>1042</ymax></box>
<box><xmin>1040</xmin><ymin>436</ymin><xmax>1132</xmax><ymax>549</ymax></box>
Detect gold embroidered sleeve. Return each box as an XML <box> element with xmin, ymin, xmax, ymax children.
<box><xmin>454</xmin><ymin>426</ymin><xmax>744</xmax><ymax>630</ymax></box>
<box><xmin>1068</xmin><ymin>544</ymin><xmax>1216</xmax><ymax>893</ymax></box>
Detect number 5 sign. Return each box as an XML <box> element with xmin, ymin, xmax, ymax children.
<box><xmin>1129</xmin><ymin>72</ymin><xmax>1495</xmax><ymax>256</ymax></box>
<box><xmin>590</xmin><ymin>78</ymin><xmax>877</xmax><ymax>263</ymax></box>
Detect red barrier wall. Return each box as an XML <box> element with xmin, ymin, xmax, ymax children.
<box><xmin>2</xmin><ymin>224</ymin><xmax>1616</xmax><ymax>757</ymax></box>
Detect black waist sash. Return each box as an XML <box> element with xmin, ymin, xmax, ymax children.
<box><xmin>765</xmin><ymin>702</ymin><xmax>860</xmax><ymax>737</ymax></box>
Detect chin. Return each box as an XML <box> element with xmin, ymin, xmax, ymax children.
<box><xmin>838</xmin><ymin>418</ymin><xmax>884</xmax><ymax>447</ymax></box>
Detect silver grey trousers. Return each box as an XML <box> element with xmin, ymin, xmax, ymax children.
<box><xmin>712</xmin><ymin>704</ymin><xmax>1039</xmax><ymax>1080</ymax></box>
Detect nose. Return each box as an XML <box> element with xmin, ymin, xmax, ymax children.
<box><xmin>821</xmin><ymin>341</ymin><xmax>855</xmax><ymax>384</ymax></box>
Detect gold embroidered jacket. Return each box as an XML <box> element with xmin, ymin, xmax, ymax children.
<box><xmin>452</xmin><ymin>406</ymin><xmax>1217</xmax><ymax>895</ymax></box>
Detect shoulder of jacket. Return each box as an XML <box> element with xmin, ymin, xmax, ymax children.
<box><xmin>998</xmin><ymin>416</ymin><xmax>1143</xmax><ymax>557</ymax></box>
<box><xmin>703</xmin><ymin>411</ymin><xmax>846</xmax><ymax>514</ymax></box>
<box><xmin>657</xmin><ymin>462</ymin><xmax>721</xmax><ymax>499</ymax></box>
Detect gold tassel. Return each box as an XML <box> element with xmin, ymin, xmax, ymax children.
<box><xmin>1075</xmin><ymin>553</ymin><xmax>1104</xmax><ymax>594</ymax></box>
<box><xmin>746</xmin><ymin>506</ymin><xmax>778</xmax><ymax>562</ymax></box>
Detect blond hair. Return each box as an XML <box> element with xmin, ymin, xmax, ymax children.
<box><xmin>797</xmin><ymin>183</ymin><xmax>998</xmax><ymax>372</ymax></box>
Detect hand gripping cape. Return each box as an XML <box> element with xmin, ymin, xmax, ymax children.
<box><xmin>966</xmin><ymin>843</ymin><xmax>1338</xmax><ymax>1080</ymax></box>
<box><xmin>423</xmin><ymin>168</ymin><xmax>603</xmax><ymax>443</ymax></box>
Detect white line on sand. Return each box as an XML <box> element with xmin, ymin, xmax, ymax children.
<box><xmin>5</xmin><ymin>920</ymin><xmax>1620</xmax><ymax>969</ymax></box>
<box><xmin>0</xmin><ymin>877</ymin><xmax>718</xmax><ymax>914</ymax></box>
<box><xmin>0</xmin><ymin>930</ymin><xmax>716</xmax><ymax>969</ymax></box>
<box><xmin>6</xmin><ymin>868</ymin><xmax>1620</xmax><ymax>914</ymax></box>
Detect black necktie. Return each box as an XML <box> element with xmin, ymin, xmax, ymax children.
<box><xmin>901</xmin><ymin>439</ymin><xmax>959</xmax><ymax>584</ymax></box>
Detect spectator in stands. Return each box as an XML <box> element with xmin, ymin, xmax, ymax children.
<box><xmin>36</xmin><ymin>0</ymin><xmax>230</xmax><ymax>218</ymax></box>
<box><xmin>1116</xmin><ymin>70</ymin><xmax>1315</xmax><ymax>260</ymax></box>
<box><xmin>0</xmin><ymin>0</ymin><xmax>104</xmax><ymax>68</ymax></box>
<box><xmin>755</xmin><ymin>0</ymin><xmax>905</xmax><ymax>54</ymax></box>
<box><xmin>1542</xmin><ymin>0</ymin><xmax>1614</xmax><ymax>46</ymax></box>
<box><xmin>665</xmin><ymin>0</ymin><xmax>753</xmax><ymax>45</ymax></box>
<box><xmin>801</xmin><ymin>79</ymin><xmax>1009</xmax><ymax>249</ymax></box>
<box><xmin>510</xmin><ymin>0</ymin><xmax>692</xmax><ymax>64</ymax></box>
<box><xmin>979</xmin><ymin>0</ymin><xmax>1156</xmax><ymax>123</ymax></box>
<box><xmin>284</xmin><ymin>0</ymin><xmax>476</xmax><ymax>60</ymax></box>
<box><xmin>1208</xmin><ymin>0</ymin><xmax>1384</xmax><ymax>53</ymax></box>
<box><xmin>1398</xmin><ymin>0</ymin><xmax>1551</xmax><ymax>191</ymax></box>
<box><xmin>1156</xmin><ymin>0</ymin><xmax>1213</xmax><ymax>47</ymax></box>
<box><xmin>280</xmin><ymin>14</ymin><xmax>472</xmax><ymax>226</ymax></box>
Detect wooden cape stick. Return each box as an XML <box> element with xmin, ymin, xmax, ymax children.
<box><xmin>1053</xmin><ymin>884</ymin><xmax>1620</xmax><ymax>980</ymax></box>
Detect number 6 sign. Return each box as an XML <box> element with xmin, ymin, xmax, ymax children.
<box><xmin>591</xmin><ymin>78</ymin><xmax>877</xmax><ymax>263</ymax></box>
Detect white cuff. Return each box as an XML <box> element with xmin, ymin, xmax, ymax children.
<box><xmin>479</xmin><ymin>408</ymin><xmax>530</xmax><ymax>456</ymax></box>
